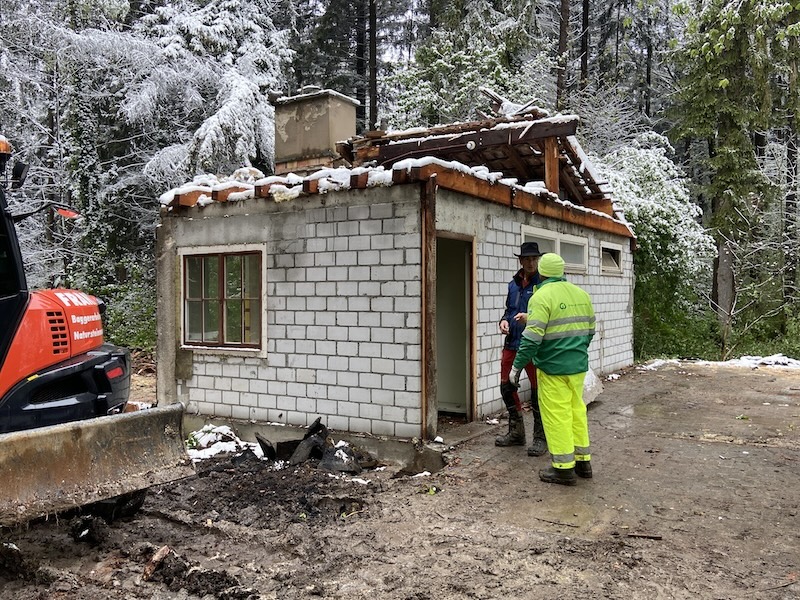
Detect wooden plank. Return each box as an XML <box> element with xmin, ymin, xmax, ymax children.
<box><xmin>302</xmin><ymin>179</ymin><xmax>319</xmax><ymax>194</ymax></box>
<box><xmin>544</xmin><ymin>137</ymin><xmax>560</xmax><ymax>195</ymax></box>
<box><xmin>211</xmin><ymin>185</ymin><xmax>250</xmax><ymax>203</ymax></box>
<box><xmin>393</xmin><ymin>162</ymin><xmax>633</xmax><ymax>239</ymax></box>
<box><xmin>172</xmin><ymin>189</ymin><xmax>209</xmax><ymax>208</ymax></box>
<box><xmin>424</xmin><ymin>169</ymin><xmax>513</xmax><ymax>207</ymax></box>
<box><xmin>581</xmin><ymin>198</ymin><xmax>615</xmax><ymax>216</ymax></box>
<box><xmin>373</xmin><ymin>119</ymin><xmax>579</xmax><ymax>167</ymax></box>
<box><xmin>350</xmin><ymin>172</ymin><xmax>370</xmax><ymax>189</ymax></box>
<box><xmin>254</xmin><ymin>184</ymin><xmax>273</xmax><ymax>198</ymax></box>
<box><xmin>421</xmin><ymin>176</ymin><xmax>437</xmax><ymax>441</ymax></box>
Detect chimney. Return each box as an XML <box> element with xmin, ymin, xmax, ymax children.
<box><xmin>274</xmin><ymin>87</ymin><xmax>360</xmax><ymax>176</ymax></box>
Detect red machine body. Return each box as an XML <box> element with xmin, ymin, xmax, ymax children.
<box><xmin>0</xmin><ymin>289</ymin><xmax>110</xmax><ymax>400</ymax></box>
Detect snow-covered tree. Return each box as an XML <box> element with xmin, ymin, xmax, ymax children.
<box><xmin>1</xmin><ymin>0</ymin><xmax>292</xmax><ymax>351</ymax></box>
<box><xmin>384</xmin><ymin>0</ymin><xmax>551</xmax><ymax>128</ymax></box>
<box><xmin>593</xmin><ymin>132</ymin><xmax>717</xmax><ymax>358</ymax></box>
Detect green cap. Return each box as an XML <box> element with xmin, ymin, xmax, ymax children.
<box><xmin>538</xmin><ymin>253</ymin><xmax>565</xmax><ymax>278</ymax></box>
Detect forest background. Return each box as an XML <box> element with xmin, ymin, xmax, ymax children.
<box><xmin>0</xmin><ymin>0</ymin><xmax>798</xmax><ymax>362</ymax></box>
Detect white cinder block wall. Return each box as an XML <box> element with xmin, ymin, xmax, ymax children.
<box><xmin>161</xmin><ymin>183</ymin><xmax>634</xmax><ymax>437</ymax></box>
<box><xmin>436</xmin><ymin>190</ymin><xmax>634</xmax><ymax>419</ymax></box>
<box><xmin>169</xmin><ymin>187</ymin><xmax>425</xmax><ymax>438</ymax></box>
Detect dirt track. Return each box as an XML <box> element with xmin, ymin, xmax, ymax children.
<box><xmin>1</xmin><ymin>361</ymin><xmax>799</xmax><ymax>599</ymax></box>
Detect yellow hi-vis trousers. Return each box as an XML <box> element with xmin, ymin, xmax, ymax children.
<box><xmin>538</xmin><ymin>371</ymin><xmax>591</xmax><ymax>469</ymax></box>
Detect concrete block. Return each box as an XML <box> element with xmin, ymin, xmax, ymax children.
<box><xmin>222</xmin><ymin>390</ymin><xmax>240</xmax><ymax>405</ymax></box>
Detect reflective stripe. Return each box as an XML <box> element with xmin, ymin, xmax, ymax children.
<box><xmin>548</xmin><ymin>315</ymin><xmax>596</xmax><ymax>327</ymax></box>
<box><xmin>522</xmin><ymin>329</ymin><xmax>543</xmax><ymax>343</ymax></box>
<box><xmin>552</xmin><ymin>452</ymin><xmax>574</xmax><ymax>464</ymax></box>
<box><xmin>575</xmin><ymin>445</ymin><xmax>590</xmax><ymax>455</ymax></box>
<box><xmin>527</xmin><ymin>319</ymin><xmax>548</xmax><ymax>330</ymax></box>
<box><xmin>542</xmin><ymin>328</ymin><xmax>596</xmax><ymax>341</ymax></box>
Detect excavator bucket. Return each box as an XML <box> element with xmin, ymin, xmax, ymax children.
<box><xmin>0</xmin><ymin>403</ymin><xmax>194</xmax><ymax>526</ymax></box>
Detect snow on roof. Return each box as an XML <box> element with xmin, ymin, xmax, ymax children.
<box><xmin>275</xmin><ymin>88</ymin><xmax>360</xmax><ymax>107</ymax></box>
<box><xmin>160</xmin><ymin>155</ymin><xmax>633</xmax><ymax>239</ymax></box>
<box><xmin>383</xmin><ymin>115</ymin><xmax>580</xmax><ymax>147</ymax></box>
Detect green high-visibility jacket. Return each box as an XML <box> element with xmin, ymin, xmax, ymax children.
<box><xmin>512</xmin><ymin>277</ymin><xmax>596</xmax><ymax>375</ymax></box>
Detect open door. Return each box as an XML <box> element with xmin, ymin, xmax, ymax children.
<box><xmin>435</xmin><ymin>236</ymin><xmax>474</xmax><ymax>418</ymax></box>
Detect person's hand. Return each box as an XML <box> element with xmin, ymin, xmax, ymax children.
<box><xmin>499</xmin><ymin>320</ymin><xmax>510</xmax><ymax>335</ymax></box>
<box><xmin>513</xmin><ymin>312</ymin><xmax>527</xmax><ymax>324</ymax></box>
<box><xmin>509</xmin><ymin>366</ymin><xmax>521</xmax><ymax>389</ymax></box>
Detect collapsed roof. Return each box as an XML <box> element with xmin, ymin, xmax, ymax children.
<box><xmin>159</xmin><ymin>89</ymin><xmax>634</xmax><ymax>243</ymax></box>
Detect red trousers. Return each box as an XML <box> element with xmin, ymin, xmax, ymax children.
<box><xmin>500</xmin><ymin>348</ymin><xmax>537</xmax><ymax>412</ymax></box>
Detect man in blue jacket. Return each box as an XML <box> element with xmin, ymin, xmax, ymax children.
<box><xmin>495</xmin><ymin>242</ymin><xmax>548</xmax><ymax>456</ymax></box>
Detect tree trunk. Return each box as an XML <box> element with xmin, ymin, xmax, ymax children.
<box><xmin>556</xmin><ymin>0</ymin><xmax>570</xmax><ymax>110</ymax></box>
<box><xmin>369</xmin><ymin>0</ymin><xmax>377</xmax><ymax>130</ymax></box>
<box><xmin>787</xmin><ymin>8</ymin><xmax>800</xmax><ymax>308</ymax></box>
<box><xmin>355</xmin><ymin>0</ymin><xmax>367</xmax><ymax>132</ymax></box>
<box><xmin>645</xmin><ymin>16</ymin><xmax>652</xmax><ymax>116</ymax></box>
<box><xmin>787</xmin><ymin>121</ymin><xmax>798</xmax><ymax>303</ymax></box>
<box><xmin>707</xmin><ymin>135</ymin><xmax>735</xmax><ymax>355</ymax></box>
<box><xmin>715</xmin><ymin>238</ymin><xmax>735</xmax><ymax>358</ymax></box>
<box><xmin>580</xmin><ymin>0</ymin><xmax>589</xmax><ymax>89</ymax></box>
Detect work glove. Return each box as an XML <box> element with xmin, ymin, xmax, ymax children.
<box><xmin>509</xmin><ymin>366</ymin><xmax>521</xmax><ymax>389</ymax></box>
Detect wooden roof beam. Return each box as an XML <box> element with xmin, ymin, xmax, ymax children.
<box><xmin>373</xmin><ymin>118</ymin><xmax>579</xmax><ymax>167</ymax></box>
<box><xmin>402</xmin><ymin>163</ymin><xmax>634</xmax><ymax>239</ymax></box>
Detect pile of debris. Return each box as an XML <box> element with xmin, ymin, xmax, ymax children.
<box><xmin>189</xmin><ymin>416</ymin><xmax>378</xmax><ymax>474</ymax></box>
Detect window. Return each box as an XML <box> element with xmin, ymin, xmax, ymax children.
<box><xmin>601</xmin><ymin>244</ymin><xmax>623</xmax><ymax>275</ymax></box>
<box><xmin>184</xmin><ymin>252</ymin><xmax>261</xmax><ymax>347</ymax></box>
<box><xmin>521</xmin><ymin>226</ymin><xmax>588</xmax><ymax>273</ymax></box>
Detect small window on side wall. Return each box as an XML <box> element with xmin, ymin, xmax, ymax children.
<box><xmin>184</xmin><ymin>251</ymin><xmax>262</xmax><ymax>348</ymax></box>
<box><xmin>521</xmin><ymin>226</ymin><xmax>588</xmax><ymax>273</ymax></box>
<box><xmin>601</xmin><ymin>245</ymin><xmax>623</xmax><ymax>275</ymax></box>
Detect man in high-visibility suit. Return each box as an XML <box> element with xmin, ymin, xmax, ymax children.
<box><xmin>509</xmin><ymin>253</ymin><xmax>596</xmax><ymax>486</ymax></box>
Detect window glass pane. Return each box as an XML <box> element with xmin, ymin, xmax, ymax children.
<box><xmin>225</xmin><ymin>299</ymin><xmax>243</xmax><ymax>343</ymax></box>
<box><xmin>226</xmin><ymin>255</ymin><xmax>242</xmax><ymax>299</ymax></box>
<box><xmin>602</xmin><ymin>248</ymin><xmax>621</xmax><ymax>271</ymax></box>
<box><xmin>524</xmin><ymin>235</ymin><xmax>555</xmax><ymax>254</ymax></box>
<box><xmin>203</xmin><ymin>301</ymin><xmax>220</xmax><ymax>342</ymax></box>
<box><xmin>186</xmin><ymin>300</ymin><xmax>203</xmax><ymax>341</ymax></box>
<box><xmin>561</xmin><ymin>241</ymin><xmax>585</xmax><ymax>266</ymax></box>
<box><xmin>186</xmin><ymin>257</ymin><xmax>202</xmax><ymax>299</ymax></box>
<box><xmin>243</xmin><ymin>254</ymin><xmax>260</xmax><ymax>299</ymax></box>
<box><xmin>244</xmin><ymin>299</ymin><xmax>260</xmax><ymax>344</ymax></box>
<box><xmin>204</xmin><ymin>256</ymin><xmax>219</xmax><ymax>298</ymax></box>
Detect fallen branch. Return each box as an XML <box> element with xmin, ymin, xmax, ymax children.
<box><xmin>627</xmin><ymin>532</ymin><xmax>662</xmax><ymax>540</ymax></box>
<box><xmin>758</xmin><ymin>580</ymin><xmax>797</xmax><ymax>592</ymax></box>
<box><xmin>532</xmin><ymin>516</ymin><xmax>579</xmax><ymax>528</ymax></box>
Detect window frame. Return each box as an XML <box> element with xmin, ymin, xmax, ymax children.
<box><xmin>520</xmin><ymin>225</ymin><xmax>588</xmax><ymax>274</ymax></box>
<box><xmin>179</xmin><ymin>244</ymin><xmax>267</xmax><ymax>354</ymax></box>
<box><xmin>600</xmin><ymin>242</ymin><xmax>624</xmax><ymax>276</ymax></box>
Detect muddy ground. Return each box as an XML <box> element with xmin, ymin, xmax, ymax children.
<box><xmin>1</xmin><ymin>361</ymin><xmax>799</xmax><ymax>599</ymax></box>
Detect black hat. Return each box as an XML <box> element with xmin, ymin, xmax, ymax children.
<box><xmin>515</xmin><ymin>242</ymin><xmax>542</xmax><ymax>258</ymax></box>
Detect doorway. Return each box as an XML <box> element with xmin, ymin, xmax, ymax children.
<box><xmin>435</xmin><ymin>236</ymin><xmax>473</xmax><ymax>418</ymax></box>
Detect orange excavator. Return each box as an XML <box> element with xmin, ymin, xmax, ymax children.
<box><xmin>0</xmin><ymin>135</ymin><xmax>193</xmax><ymax>526</ymax></box>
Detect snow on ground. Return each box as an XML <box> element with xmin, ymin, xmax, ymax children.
<box><xmin>186</xmin><ymin>424</ymin><xmax>265</xmax><ymax>462</ymax></box>
<box><xmin>638</xmin><ymin>354</ymin><xmax>800</xmax><ymax>371</ymax></box>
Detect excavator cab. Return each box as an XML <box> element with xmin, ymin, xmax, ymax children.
<box><xmin>0</xmin><ymin>135</ymin><xmax>194</xmax><ymax>526</ymax></box>
<box><xmin>0</xmin><ymin>143</ymin><xmax>131</xmax><ymax>433</ymax></box>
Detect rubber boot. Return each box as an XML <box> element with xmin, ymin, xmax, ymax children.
<box><xmin>539</xmin><ymin>466</ymin><xmax>577</xmax><ymax>486</ymax></box>
<box><xmin>495</xmin><ymin>383</ymin><xmax>526</xmax><ymax>446</ymax></box>
<box><xmin>495</xmin><ymin>412</ymin><xmax>526</xmax><ymax>446</ymax></box>
<box><xmin>575</xmin><ymin>461</ymin><xmax>593</xmax><ymax>479</ymax></box>
<box><xmin>527</xmin><ymin>389</ymin><xmax>547</xmax><ymax>457</ymax></box>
